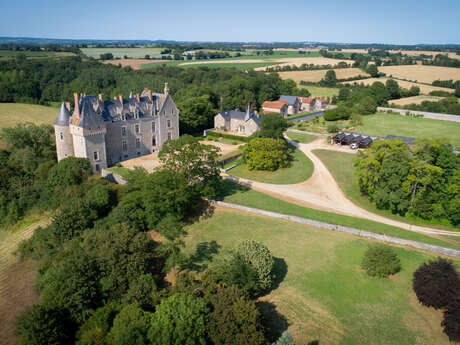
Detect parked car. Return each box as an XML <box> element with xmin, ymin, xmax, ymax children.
<box><xmin>350</xmin><ymin>142</ymin><xmax>359</xmax><ymax>149</ymax></box>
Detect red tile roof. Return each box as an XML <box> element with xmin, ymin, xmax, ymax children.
<box><xmin>262</xmin><ymin>100</ymin><xmax>288</xmax><ymax>109</ymax></box>
<box><xmin>299</xmin><ymin>97</ymin><xmax>314</xmax><ymax>104</ymax></box>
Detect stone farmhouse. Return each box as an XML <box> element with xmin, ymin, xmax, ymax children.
<box><xmin>279</xmin><ymin>95</ymin><xmax>300</xmax><ymax>115</ymax></box>
<box><xmin>214</xmin><ymin>105</ymin><xmax>262</xmax><ymax>136</ymax></box>
<box><xmin>54</xmin><ymin>83</ymin><xmax>179</xmax><ymax>173</ymax></box>
<box><xmin>298</xmin><ymin>97</ymin><xmax>315</xmax><ymax>112</ymax></box>
<box><xmin>261</xmin><ymin>100</ymin><xmax>288</xmax><ymax>117</ymax></box>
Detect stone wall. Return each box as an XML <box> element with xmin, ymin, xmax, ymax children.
<box><xmin>211</xmin><ymin>200</ymin><xmax>460</xmax><ymax>258</ymax></box>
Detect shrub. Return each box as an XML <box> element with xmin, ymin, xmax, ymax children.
<box><xmin>273</xmin><ymin>331</ymin><xmax>296</xmax><ymax>345</ymax></box>
<box><xmin>237</xmin><ymin>240</ymin><xmax>275</xmax><ymax>291</ymax></box>
<box><xmin>412</xmin><ymin>258</ymin><xmax>460</xmax><ymax>309</ymax></box>
<box><xmin>442</xmin><ymin>295</ymin><xmax>460</xmax><ymax>342</ymax></box>
<box><xmin>327</xmin><ymin>124</ymin><xmax>339</xmax><ymax>133</ymax></box>
<box><xmin>258</xmin><ymin>113</ymin><xmax>288</xmax><ymax>139</ymax></box>
<box><xmin>243</xmin><ymin>138</ymin><xmax>291</xmax><ymax>171</ymax></box>
<box><xmin>361</xmin><ymin>244</ymin><xmax>400</xmax><ymax>278</ymax></box>
<box><xmin>47</xmin><ymin>157</ymin><xmax>92</xmax><ymax>187</ymax></box>
<box><xmin>108</xmin><ymin>304</ymin><xmax>152</xmax><ymax>345</ymax></box>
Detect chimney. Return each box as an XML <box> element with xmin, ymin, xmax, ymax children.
<box><xmin>135</xmin><ymin>93</ymin><xmax>140</xmax><ymax>102</ymax></box>
<box><xmin>147</xmin><ymin>89</ymin><xmax>152</xmax><ymax>101</ymax></box>
<box><xmin>65</xmin><ymin>102</ymin><xmax>71</xmax><ymax>112</ymax></box>
<box><xmin>164</xmin><ymin>82</ymin><xmax>169</xmax><ymax>95</ymax></box>
<box><xmin>98</xmin><ymin>93</ymin><xmax>103</xmax><ymax>102</ymax></box>
<box><xmin>118</xmin><ymin>94</ymin><xmax>123</xmax><ymax>106</ymax></box>
<box><xmin>73</xmin><ymin>92</ymin><xmax>80</xmax><ymax>116</ymax></box>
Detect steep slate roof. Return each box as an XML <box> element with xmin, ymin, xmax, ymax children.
<box><xmin>262</xmin><ymin>100</ymin><xmax>288</xmax><ymax>110</ymax></box>
<box><xmin>219</xmin><ymin>108</ymin><xmax>262</xmax><ymax>125</ymax></box>
<box><xmin>279</xmin><ymin>95</ymin><xmax>298</xmax><ymax>106</ymax></box>
<box><xmin>54</xmin><ymin>102</ymin><xmax>71</xmax><ymax>126</ymax></box>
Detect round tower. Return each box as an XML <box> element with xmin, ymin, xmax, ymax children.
<box><xmin>54</xmin><ymin>102</ymin><xmax>74</xmax><ymax>161</ymax></box>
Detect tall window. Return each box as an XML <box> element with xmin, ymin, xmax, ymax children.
<box><xmin>121</xmin><ymin>126</ymin><xmax>127</xmax><ymax>136</ymax></box>
<box><xmin>152</xmin><ymin>136</ymin><xmax>156</xmax><ymax>146</ymax></box>
<box><xmin>93</xmin><ymin>151</ymin><xmax>99</xmax><ymax>161</ymax></box>
<box><xmin>167</xmin><ymin>132</ymin><xmax>172</xmax><ymax>140</ymax></box>
<box><xmin>122</xmin><ymin>140</ymin><xmax>127</xmax><ymax>151</ymax></box>
<box><xmin>136</xmin><ymin>137</ymin><xmax>141</xmax><ymax>149</ymax></box>
<box><xmin>135</xmin><ymin>124</ymin><xmax>140</xmax><ymax>133</ymax></box>
<box><xmin>167</xmin><ymin>120</ymin><xmax>171</xmax><ymax>128</ymax></box>
<box><xmin>152</xmin><ymin>122</ymin><xmax>155</xmax><ymax>132</ymax></box>
<box><xmin>60</xmin><ymin>132</ymin><xmax>63</xmax><ymax>140</ymax></box>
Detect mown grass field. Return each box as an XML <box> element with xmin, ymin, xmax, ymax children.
<box><xmin>227</xmin><ymin>146</ymin><xmax>314</xmax><ymax>184</ymax></box>
<box><xmin>184</xmin><ymin>208</ymin><xmax>455</xmax><ymax>345</ymax></box>
<box><xmin>220</xmin><ymin>181</ymin><xmax>460</xmax><ymax>249</ymax></box>
<box><xmin>285</xmin><ymin>131</ymin><xmax>318</xmax><ymax>144</ymax></box>
<box><xmin>355</xmin><ymin>112</ymin><xmax>460</xmax><ymax>148</ymax></box>
<box><xmin>313</xmin><ymin>149</ymin><xmax>460</xmax><ymax>233</ymax></box>
<box><xmin>0</xmin><ymin>103</ymin><xmax>57</xmax><ymax>128</ymax></box>
<box><xmin>301</xmin><ymin>85</ymin><xmax>339</xmax><ymax>98</ymax></box>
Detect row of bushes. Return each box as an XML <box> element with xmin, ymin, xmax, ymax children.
<box><xmin>206</xmin><ymin>130</ymin><xmax>250</xmax><ymax>142</ymax></box>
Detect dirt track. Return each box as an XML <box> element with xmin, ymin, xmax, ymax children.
<box><xmin>225</xmin><ymin>137</ymin><xmax>460</xmax><ymax>237</ymax></box>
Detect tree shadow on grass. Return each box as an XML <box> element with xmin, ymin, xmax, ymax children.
<box><xmin>215</xmin><ymin>179</ymin><xmax>250</xmax><ymax>200</ymax></box>
<box><xmin>184</xmin><ymin>240</ymin><xmax>221</xmax><ymax>272</ymax></box>
<box><xmin>308</xmin><ymin>341</ymin><xmax>320</xmax><ymax>345</ymax></box>
<box><xmin>256</xmin><ymin>301</ymin><xmax>289</xmax><ymax>343</ymax></box>
<box><xmin>270</xmin><ymin>257</ymin><xmax>288</xmax><ymax>292</ymax></box>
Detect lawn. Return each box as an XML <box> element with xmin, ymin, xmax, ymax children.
<box><xmin>301</xmin><ymin>85</ymin><xmax>339</xmax><ymax>98</ymax></box>
<box><xmin>355</xmin><ymin>112</ymin><xmax>460</xmax><ymax>148</ymax></box>
<box><xmin>285</xmin><ymin>131</ymin><xmax>318</xmax><ymax>144</ymax></box>
<box><xmin>220</xmin><ymin>180</ymin><xmax>460</xmax><ymax>249</ymax></box>
<box><xmin>313</xmin><ymin>149</ymin><xmax>459</xmax><ymax>232</ymax></box>
<box><xmin>183</xmin><ymin>208</ymin><xmax>455</xmax><ymax>345</ymax></box>
<box><xmin>105</xmin><ymin>166</ymin><xmax>132</xmax><ymax>178</ymax></box>
<box><xmin>0</xmin><ymin>103</ymin><xmax>57</xmax><ymax>128</ymax></box>
<box><xmin>227</xmin><ymin>146</ymin><xmax>314</xmax><ymax>184</ymax></box>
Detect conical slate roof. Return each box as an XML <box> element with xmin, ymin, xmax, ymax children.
<box><xmin>54</xmin><ymin>102</ymin><xmax>71</xmax><ymax>126</ymax></box>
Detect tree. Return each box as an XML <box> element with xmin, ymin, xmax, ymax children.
<box><xmin>455</xmin><ymin>83</ymin><xmax>460</xmax><ymax>98</ymax></box>
<box><xmin>412</xmin><ymin>258</ymin><xmax>460</xmax><ymax>309</ymax></box>
<box><xmin>148</xmin><ymin>293</ymin><xmax>209</xmax><ymax>345</ymax></box>
<box><xmin>76</xmin><ymin>302</ymin><xmax>120</xmax><ymax>345</ymax></box>
<box><xmin>385</xmin><ymin>79</ymin><xmax>400</xmax><ymax>99</ymax></box>
<box><xmin>123</xmin><ymin>274</ymin><xmax>159</xmax><ymax>311</ymax></box>
<box><xmin>355</xmin><ymin>96</ymin><xmax>377</xmax><ymax>115</ymax></box>
<box><xmin>159</xmin><ymin>134</ymin><xmax>221</xmax><ymax>197</ymax></box>
<box><xmin>442</xmin><ymin>295</ymin><xmax>460</xmax><ymax>342</ymax></box>
<box><xmin>177</xmin><ymin>95</ymin><xmax>215</xmax><ymax>134</ymax></box>
<box><xmin>322</xmin><ymin>70</ymin><xmax>337</xmax><ymax>86</ymax></box>
<box><xmin>16</xmin><ymin>305</ymin><xmax>75</xmax><ymax>345</ymax></box>
<box><xmin>361</xmin><ymin>244</ymin><xmax>401</xmax><ymax>278</ymax></box>
<box><xmin>257</xmin><ymin>113</ymin><xmax>288</xmax><ymax>139</ymax></box>
<box><xmin>243</xmin><ymin>138</ymin><xmax>291</xmax><ymax>171</ymax></box>
<box><xmin>367</xmin><ymin>64</ymin><xmax>379</xmax><ymax>78</ymax></box>
<box><xmin>338</xmin><ymin>87</ymin><xmax>350</xmax><ymax>102</ymax></box>
<box><xmin>206</xmin><ymin>286</ymin><xmax>267</xmax><ymax>345</ymax></box>
<box><xmin>47</xmin><ymin>157</ymin><xmax>92</xmax><ymax>187</ymax></box>
<box><xmin>236</xmin><ymin>240</ymin><xmax>275</xmax><ymax>291</ymax></box>
<box><xmin>108</xmin><ymin>304</ymin><xmax>152</xmax><ymax>345</ymax></box>
<box><xmin>99</xmin><ymin>53</ymin><xmax>114</xmax><ymax>60</ymax></box>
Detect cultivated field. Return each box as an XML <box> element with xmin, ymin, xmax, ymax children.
<box><xmin>301</xmin><ymin>85</ymin><xmax>339</xmax><ymax>98</ymax></box>
<box><xmin>81</xmin><ymin>47</ymin><xmax>165</xmax><ymax>59</ymax></box>
<box><xmin>278</xmin><ymin>68</ymin><xmax>369</xmax><ymax>83</ymax></box>
<box><xmin>0</xmin><ymin>103</ymin><xmax>57</xmax><ymax>128</ymax></box>
<box><xmin>378</xmin><ymin>65</ymin><xmax>460</xmax><ymax>83</ymax></box>
<box><xmin>184</xmin><ymin>208</ymin><xmax>455</xmax><ymax>345</ymax></box>
<box><xmin>342</xmin><ymin>77</ymin><xmax>454</xmax><ymax>95</ymax></box>
<box><xmin>254</xmin><ymin>57</ymin><xmax>353</xmax><ymax>71</ymax></box>
<box><xmin>389</xmin><ymin>95</ymin><xmax>445</xmax><ymax>106</ymax></box>
<box><xmin>355</xmin><ymin>112</ymin><xmax>460</xmax><ymax>148</ymax></box>
<box><xmin>103</xmin><ymin>58</ymin><xmax>164</xmax><ymax>69</ymax></box>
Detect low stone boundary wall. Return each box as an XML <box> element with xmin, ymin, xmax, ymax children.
<box><xmin>211</xmin><ymin>200</ymin><xmax>460</xmax><ymax>258</ymax></box>
<box><xmin>101</xmin><ymin>168</ymin><xmax>127</xmax><ymax>185</ymax></box>
<box><xmin>378</xmin><ymin>107</ymin><xmax>460</xmax><ymax>123</ymax></box>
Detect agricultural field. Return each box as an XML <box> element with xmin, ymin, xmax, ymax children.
<box><xmin>227</xmin><ymin>146</ymin><xmax>314</xmax><ymax>184</ymax></box>
<box><xmin>378</xmin><ymin>65</ymin><xmax>460</xmax><ymax>84</ymax></box>
<box><xmin>389</xmin><ymin>95</ymin><xmax>445</xmax><ymax>106</ymax></box>
<box><xmin>389</xmin><ymin>50</ymin><xmax>460</xmax><ymax>60</ymax></box>
<box><xmin>300</xmin><ymin>85</ymin><xmax>340</xmax><ymax>98</ymax></box>
<box><xmin>103</xmin><ymin>58</ymin><xmax>164</xmax><ymax>69</ymax></box>
<box><xmin>314</xmin><ymin>150</ymin><xmax>460</xmax><ymax>234</ymax></box>
<box><xmin>253</xmin><ymin>57</ymin><xmax>353</xmax><ymax>71</ymax></box>
<box><xmin>278</xmin><ymin>68</ymin><xmax>369</xmax><ymax>83</ymax></box>
<box><xmin>342</xmin><ymin>77</ymin><xmax>454</xmax><ymax>95</ymax></box>
<box><xmin>354</xmin><ymin>112</ymin><xmax>460</xmax><ymax>148</ymax></box>
<box><xmin>81</xmin><ymin>47</ymin><xmax>165</xmax><ymax>59</ymax></box>
<box><xmin>0</xmin><ymin>103</ymin><xmax>57</xmax><ymax>128</ymax></box>
<box><xmin>183</xmin><ymin>208</ymin><xmax>456</xmax><ymax>345</ymax></box>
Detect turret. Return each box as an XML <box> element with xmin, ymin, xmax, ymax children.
<box><xmin>54</xmin><ymin>102</ymin><xmax>74</xmax><ymax>161</ymax></box>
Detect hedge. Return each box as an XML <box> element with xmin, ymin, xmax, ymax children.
<box><xmin>206</xmin><ymin>131</ymin><xmax>250</xmax><ymax>143</ymax></box>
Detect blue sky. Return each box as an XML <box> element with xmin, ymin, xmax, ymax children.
<box><xmin>1</xmin><ymin>0</ymin><xmax>459</xmax><ymax>44</ymax></box>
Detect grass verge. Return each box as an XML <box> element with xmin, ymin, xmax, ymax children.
<box><xmin>286</xmin><ymin>132</ymin><xmax>318</xmax><ymax>144</ymax></box>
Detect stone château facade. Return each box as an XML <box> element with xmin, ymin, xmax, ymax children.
<box><xmin>54</xmin><ymin>83</ymin><xmax>179</xmax><ymax>173</ymax></box>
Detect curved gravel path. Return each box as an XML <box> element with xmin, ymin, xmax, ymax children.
<box><xmin>225</xmin><ymin>137</ymin><xmax>460</xmax><ymax>237</ymax></box>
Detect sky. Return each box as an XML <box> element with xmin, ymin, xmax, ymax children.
<box><xmin>1</xmin><ymin>0</ymin><xmax>459</xmax><ymax>45</ymax></box>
